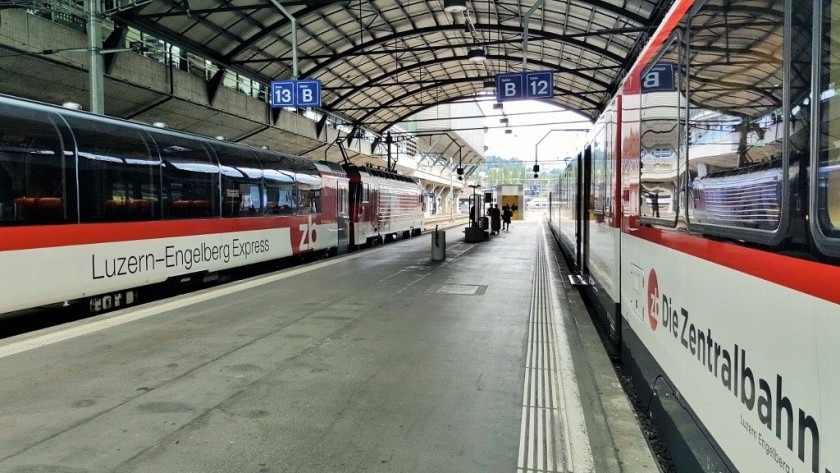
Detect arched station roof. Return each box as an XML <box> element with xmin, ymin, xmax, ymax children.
<box><xmin>112</xmin><ymin>0</ymin><xmax>673</xmax><ymax>135</ymax></box>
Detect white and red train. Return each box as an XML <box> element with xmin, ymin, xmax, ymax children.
<box><xmin>549</xmin><ymin>1</ymin><xmax>839</xmax><ymax>472</ymax></box>
<box><xmin>0</xmin><ymin>94</ymin><xmax>423</xmax><ymax>316</ymax></box>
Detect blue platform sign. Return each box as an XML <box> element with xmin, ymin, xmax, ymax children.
<box><xmin>496</xmin><ymin>71</ymin><xmax>554</xmax><ymax>102</ymax></box>
<box><xmin>270</xmin><ymin>79</ymin><xmax>322</xmax><ymax>108</ymax></box>
<box><xmin>525</xmin><ymin>71</ymin><xmax>554</xmax><ymax>99</ymax></box>
<box><xmin>296</xmin><ymin>80</ymin><xmax>322</xmax><ymax>108</ymax></box>
<box><xmin>496</xmin><ymin>73</ymin><xmax>524</xmax><ymax>102</ymax></box>
<box><xmin>271</xmin><ymin>81</ymin><xmax>296</xmax><ymax>108</ymax></box>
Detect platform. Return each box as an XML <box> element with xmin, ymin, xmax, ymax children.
<box><xmin>0</xmin><ymin>218</ymin><xmax>658</xmax><ymax>473</ymax></box>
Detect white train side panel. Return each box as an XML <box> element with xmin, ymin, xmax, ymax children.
<box><xmin>621</xmin><ymin>234</ymin><xmax>839</xmax><ymax>473</ymax></box>
<box><xmin>1</xmin><ymin>217</ymin><xmax>335</xmax><ymax>314</ymax></box>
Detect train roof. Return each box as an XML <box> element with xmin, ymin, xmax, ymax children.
<box><xmin>0</xmin><ymin>93</ymin><xmax>319</xmax><ymax>173</ymax></box>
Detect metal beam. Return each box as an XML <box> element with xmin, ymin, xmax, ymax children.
<box><xmin>206</xmin><ymin>67</ymin><xmax>225</xmax><ymax>105</ymax></box>
<box><xmin>315</xmin><ymin>113</ymin><xmax>329</xmax><ymax>138</ymax></box>
<box><xmin>299</xmin><ymin>23</ymin><xmax>627</xmax><ymax>79</ymax></box>
<box><xmin>322</xmin><ymin>54</ymin><xmax>610</xmax><ymax>115</ymax></box>
<box><xmin>232</xmin><ymin>27</ymin><xmax>648</xmax><ymax>64</ymax></box>
<box><xmin>102</xmin><ymin>24</ymin><xmax>127</xmax><ymax>74</ymax></box>
<box><xmin>359</xmin><ymin>87</ymin><xmax>599</xmax><ymax>135</ymax></box>
<box><xmin>345</xmin><ymin>124</ymin><xmax>360</xmax><ymax>146</ymax></box>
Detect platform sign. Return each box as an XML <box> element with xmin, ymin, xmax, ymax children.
<box><xmin>295</xmin><ymin>80</ymin><xmax>322</xmax><ymax>108</ymax></box>
<box><xmin>270</xmin><ymin>79</ymin><xmax>322</xmax><ymax>108</ymax></box>
<box><xmin>271</xmin><ymin>81</ymin><xmax>296</xmax><ymax>108</ymax></box>
<box><xmin>496</xmin><ymin>71</ymin><xmax>554</xmax><ymax>102</ymax></box>
<box><xmin>496</xmin><ymin>73</ymin><xmax>525</xmax><ymax>102</ymax></box>
<box><xmin>525</xmin><ymin>71</ymin><xmax>554</xmax><ymax>99</ymax></box>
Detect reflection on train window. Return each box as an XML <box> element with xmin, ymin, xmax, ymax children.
<box><xmin>685</xmin><ymin>1</ymin><xmax>785</xmax><ymax>233</ymax></box>
<box><xmin>295</xmin><ymin>174</ymin><xmax>322</xmax><ymax>214</ymax></box>
<box><xmin>362</xmin><ymin>183</ymin><xmax>370</xmax><ymax>203</ymax></box>
<box><xmin>338</xmin><ymin>185</ymin><xmax>348</xmax><ymax>215</ymax></box>
<box><xmin>67</xmin><ymin>116</ymin><xmax>160</xmax><ymax>222</ymax></box>
<box><xmin>591</xmin><ymin>129</ymin><xmax>607</xmax><ymax>216</ymax></box>
<box><xmin>263</xmin><ymin>168</ymin><xmax>295</xmax><ymax>214</ymax></box>
<box><xmin>154</xmin><ymin>134</ymin><xmax>218</xmax><ymax>219</ymax></box>
<box><xmin>640</xmin><ymin>34</ymin><xmax>684</xmax><ymax>226</ymax></box>
<box><xmin>216</xmin><ymin>145</ymin><xmax>262</xmax><ymax>218</ymax></box>
<box><xmin>0</xmin><ymin>106</ymin><xmax>73</xmax><ymax>225</ymax></box>
<box><xmin>818</xmin><ymin>0</ymin><xmax>840</xmax><ymax>238</ymax></box>
<box><xmin>560</xmin><ymin>158</ymin><xmax>578</xmax><ymax>226</ymax></box>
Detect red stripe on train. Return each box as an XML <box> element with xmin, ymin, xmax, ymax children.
<box><xmin>631</xmin><ymin>226</ymin><xmax>840</xmax><ymax>306</ymax></box>
<box><xmin>0</xmin><ymin>217</ymin><xmax>321</xmax><ymax>252</ymax></box>
<box><xmin>637</xmin><ymin>0</ymin><xmax>695</xmax><ymax>70</ymax></box>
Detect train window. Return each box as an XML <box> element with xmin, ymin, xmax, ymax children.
<box><xmin>339</xmin><ymin>185</ymin><xmax>348</xmax><ymax>215</ymax></box>
<box><xmin>591</xmin><ymin>129</ymin><xmax>607</xmax><ymax>216</ymax></box>
<box><xmin>362</xmin><ymin>183</ymin><xmax>370</xmax><ymax>203</ymax></box>
<box><xmin>212</xmin><ymin>144</ymin><xmax>263</xmax><ymax>218</ymax></box>
<box><xmin>640</xmin><ymin>34</ymin><xmax>685</xmax><ymax>227</ymax></box>
<box><xmin>685</xmin><ymin>1</ymin><xmax>786</xmax><ymax>239</ymax></box>
<box><xmin>258</xmin><ymin>152</ymin><xmax>296</xmax><ymax>215</ymax></box>
<box><xmin>295</xmin><ymin>173</ymin><xmax>322</xmax><ymax>214</ymax></box>
<box><xmin>150</xmin><ymin>133</ymin><xmax>219</xmax><ymax>219</ymax></box>
<box><xmin>589</xmin><ymin>106</ymin><xmax>616</xmax><ymax>221</ymax></box>
<box><xmin>816</xmin><ymin>0</ymin><xmax>840</xmax><ymax>251</ymax></box>
<box><xmin>560</xmin><ymin>159</ymin><xmax>578</xmax><ymax>231</ymax></box>
<box><xmin>263</xmin><ymin>169</ymin><xmax>295</xmax><ymax>215</ymax></box>
<box><xmin>0</xmin><ymin>105</ymin><xmax>74</xmax><ymax>225</ymax></box>
<box><xmin>66</xmin><ymin>116</ymin><xmax>160</xmax><ymax>222</ymax></box>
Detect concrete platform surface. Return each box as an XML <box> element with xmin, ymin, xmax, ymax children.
<box><xmin>0</xmin><ymin>218</ymin><xmax>658</xmax><ymax>473</ymax></box>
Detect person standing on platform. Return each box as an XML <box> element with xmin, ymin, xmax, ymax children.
<box><xmin>489</xmin><ymin>203</ymin><xmax>501</xmax><ymax>235</ymax></box>
<box><xmin>502</xmin><ymin>205</ymin><xmax>513</xmax><ymax>231</ymax></box>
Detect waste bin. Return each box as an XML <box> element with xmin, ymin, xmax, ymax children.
<box><xmin>431</xmin><ymin>226</ymin><xmax>446</xmax><ymax>261</ymax></box>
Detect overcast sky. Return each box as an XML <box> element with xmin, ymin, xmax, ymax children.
<box><xmin>479</xmin><ymin>100</ymin><xmax>591</xmax><ymax>168</ymax></box>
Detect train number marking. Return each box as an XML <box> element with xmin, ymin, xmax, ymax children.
<box><xmin>89</xmin><ymin>290</ymin><xmax>138</xmax><ymax>314</ymax></box>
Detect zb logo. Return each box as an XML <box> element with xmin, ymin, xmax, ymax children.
<box><xmin>647</xmin><ymin>269</ymin><xmax>659</xmax><ymax>331</ymax></box>
<box><xmin>298</xmin><ymin>215</ymin><xmax>318</xmax><ymax>251</ymax></box>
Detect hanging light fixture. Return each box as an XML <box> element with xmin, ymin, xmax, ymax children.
<box><xmin>493</xmin><ymin>102</ymin><xmax>504</xmax><ymax>110</ymax></box>
<box><xmin>467</xmin><ymin>47</ymin><xmax>487</xmax><ymax>62</ymax></box>
<box><xmin>443</xmin><ymin>0</ymin><xmax>467</xmax><ymax>13</ymax></box>
<box><xmin>500</xmin><ymin>117</ymin><xmax>509</xmax><ymax>124</ymax></box>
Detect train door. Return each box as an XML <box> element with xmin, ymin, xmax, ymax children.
<box><xmin>571</xmin><ymin>146</ymin><xmax>593</xmax><ymax>285</ymax></box>
<box><xmin>336</xmin><ymin>180</ymin><xmax>349</xmax><ymax>254</ymax></box>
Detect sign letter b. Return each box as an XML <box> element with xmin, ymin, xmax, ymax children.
<box><xmin>504</xmin><ymin>82</ymin><xmax>517</xmax><ymax>97</ymax></box>
<box><xmin>301</xmin><ymin>89</ymin><xmax>313</xmax><ymax>103</ymax></box>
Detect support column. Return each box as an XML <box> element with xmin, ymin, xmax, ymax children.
<box><xmin>86</xmin><ymin>0</ymin><xmax>104</xmax><ymax>114</ymax></box>
<box><xmin>439</xmin><ymin>187</ymin><xmax>451</xmax><ymax>215</ymax></box>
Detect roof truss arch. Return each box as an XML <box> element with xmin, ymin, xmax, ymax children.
<box><xmin>111</xmin><ymin>0</ymin><xmax>673</xmax><ymax>140</ymax></box>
